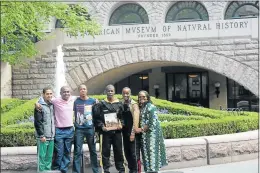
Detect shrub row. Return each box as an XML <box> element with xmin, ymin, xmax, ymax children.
<box><xmin>1</xmin><ymin>98</ymin><xmax>26</xmax><ymax>113</ymax></box>
<box><xmin>158</xmin><ymin>114</ymin><xmax>208</xmax><ymax>121</ymax></box>
<box><xmin>161</xmin><ymin>116</ymin><xmax>258</xmax><ymax>139</ymax></box>
<box><xmin>1</xmin><ymin>99</ymin><xmax>37</xmax><ymax>126</ymax></box>
<box><xmin>1</xmin><ymin>115</ymin><xmax>258</xmax><ymax>147</ymax></box>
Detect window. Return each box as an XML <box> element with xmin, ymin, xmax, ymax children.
<box><xmin>109</xmin><ymin>3</ymin><xmax>149</xmax><ymax>25</ymax></box>
<box><xmin>227</xmin><ymin>78</ymin><xmax>259</xmax><ymax>112</ymax></box>
<box><xmin>115</xmin><ymin>73</ymin><xmax>149</xmax><ymax>95</ymax></box>
<box><xmin>225</xmin><ymin>1</ymin><xmax>259</xmax><ymax>19</ymax></box>
<box><xmin>165</xmin><ymin>1</ymin><xmax>209</xmax><ymax>23</ymax></box>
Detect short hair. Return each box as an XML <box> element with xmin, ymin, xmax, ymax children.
<box><xmin>43</xmin><ymin>87</ymin><xmax>52</xmax><ymax>94</ymax></box>
<box><xmin>122</xmin><ymin>87</ymin><xmax>131</xmax><ymax>94</ymax></box>
<box><xmin>78</xmin><ymin>84</ymin><xmax>87</xmax><ymax>91</ymax></box>
<box><xmin>60</xmin><ymin>86</ymin><xmax>70</xmax><ymax>93</ymax></box>
<box><xmin>105</xmin><ymin>84</ymin><xmax>115</xmax><ymax>92</ymax></box>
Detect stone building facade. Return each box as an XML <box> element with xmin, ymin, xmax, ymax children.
<box><xmin>6</xmin><ymin>1</ymin><xmax>259</xmax><ymax>110</ymax></box>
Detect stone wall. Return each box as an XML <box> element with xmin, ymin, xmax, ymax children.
<box><xmin>1</xmin><ymin>62</ymin><xmax>12</xmax><ymax>98</ymax></box>
<box><xmin>12</xmin><ymin>38</ymin><xmax>259</xmax><ymax>99</ymax></box>
<box><xmin>1</xmin><ymin>130</ymin><xmax>258</xmax><ymax>171</ymax></box>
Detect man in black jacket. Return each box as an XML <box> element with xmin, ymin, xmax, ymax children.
<box><xmin>93</xmin><ymin>84</ymin><xmax>125</xmax><ymax>173</ymax></box>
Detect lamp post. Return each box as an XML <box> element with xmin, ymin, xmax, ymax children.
<box><xmin>153</xmin><ymin>84</ymin><xmax>160</xmax><ymax>98</ymax></box>
<box><xmin>214</xmin><ymin>82</ymin><xmax>221</xmax><ymax>98</ymax></box>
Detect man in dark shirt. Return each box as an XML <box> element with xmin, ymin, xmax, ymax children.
<box><xmin>121</xmin><ymin>87</ymin><xmax>141</xmax><ymax>173</ymax></box>
<box><xmin>72</xmin><ymin>84</ymin><xmax>99</xmax><ymax>173</ymax></box>
<box><xmin>93</xmin><ymin>84</ymin><xmax>125</xmax><ymax>173</ymax></box>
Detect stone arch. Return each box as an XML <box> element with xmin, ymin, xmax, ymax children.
<box><xmin>66</xmin><ymin>45</ymin><xmax>258</xmax><ymax>96</ymax></box>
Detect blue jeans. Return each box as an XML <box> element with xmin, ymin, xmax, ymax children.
<box><xmin>73</xmin><ymin>128</ymin><xmax>99</xmax><ymax>173</ymax></box>
<box><xmin>53</xmin><ymin>127</ymin><xmax>74</xmax><ymax>173</ymax></box>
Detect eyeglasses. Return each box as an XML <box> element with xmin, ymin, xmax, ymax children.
<box><xmin>139</xmin><ymin>96</ymin><xmax>146</xmax><ymax>98</ymax></box>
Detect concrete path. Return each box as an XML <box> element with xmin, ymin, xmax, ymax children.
<box><xmin>1</xmin><ymin>159</ymin><xmax>258</xmax><ymax>173</ymax></box>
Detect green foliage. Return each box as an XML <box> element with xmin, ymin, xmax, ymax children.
<box><xmin>161</xmin><ymin>116</ymin><xmax>258</xmax><ymax>139</ymax></box>
<box><xmin>0</xmin><ymin>96</ymin><xmax>258</xmax><ymax>147</ymax></box>
<box><xmin>158</xmin><ymin>114</ymin><xmax>208</xmax><ymax>121</ymax></box>
<box><xmin>1</xmin><ymin>2</ymin><xmax>100</xmax><ymax>65</ymax></box>
<box><xmin>1</xmin><ymin>98</ymin><xmax>26</xmax><ymax>113</ymax></box>
<box><xmin>0</xmin><ymin>128</ymin><xmax>36</xmax><ymax>147</ymax></box>
<box><xmin>1</xmin><ymin>99</ymin><xmax>37</xmax><ymax>126</ymax></box>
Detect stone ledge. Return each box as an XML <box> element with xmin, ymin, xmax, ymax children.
<box><xmin>1</xmin><ymin>130</ymin><xmax>258</xmax><ymax>171</ymax></box>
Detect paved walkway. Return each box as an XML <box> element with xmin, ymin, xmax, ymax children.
<box><xmin>1</xmin><ymin>159</ymin><xmax>258</xmax><ymax>173</ymax></box>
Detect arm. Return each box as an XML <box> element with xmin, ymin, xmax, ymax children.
<box><xmin>146</xmin><ymin>104</ymin><xmax>158</xmax><ymax>132</ymax></box>
<box><xmin>118</xmin><ymin>104</ymin><xmax>124</xmax><ymax>129</ymax></box>
<box><xmin>34</xmin><ymin>109</ymin><xmax>44</xmax><ymax>138</ymax></box>
<box><xmin>132</xmin><ymin>103</ymin><xmax>140</xmax><ymax>134</ymax></box>
<box><xmin>92</xmin><ymin>103</ymin><xmax>105</xmax><ymax>130</ymax></box>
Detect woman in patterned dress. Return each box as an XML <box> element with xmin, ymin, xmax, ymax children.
<box><xmin>135</xmin><ymin>90</ymin><xmax>168</xmax><ymax>173</ymax></box>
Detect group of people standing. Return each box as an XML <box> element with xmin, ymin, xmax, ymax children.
<box><xmin>34</xmin><ymin>84</ymin><xmax>167</xmax><ymax>173</ymax></box>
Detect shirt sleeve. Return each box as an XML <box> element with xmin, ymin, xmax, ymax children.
<box><xmin>34</xmin><ymin>108</ymin><xmax>44</xmax><ymax>137</ymax></box>
<box><xmin>147</xmin><ymin>104</ymin><xmax>158</xmax><ymax>132</ymax></box>
<box><xmin>132</xmin><ymin>103</ymin><xmax>140</xmax><ymax>131</ymax></box>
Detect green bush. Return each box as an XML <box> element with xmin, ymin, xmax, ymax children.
<box><xmin>1</xmin><ymin>99</ymin><xmax>37</xmax><ymax>126</ymax></box>
<box><xmin>161</xmin><ymin>116</ymin><xmax>258</xmax><ymax>139</ymax></box>
<box><xmin>158</xmin><ymin>114</ymin><xmax>208</xmax><ymax>121</ymax></box>
<box><xmin>0</xmin><ymin>95</ymin><xmax>258</xmax><ymax>147</ymax></box>
<box><xmin>0</xmin><ymin>128</ymin><xmax>36</xmax><ymax>147</ymax></box>
<box><xmin>1</xmin><ymin>98</ymin><xmax>26</xmax><ymax>113</ymax></box>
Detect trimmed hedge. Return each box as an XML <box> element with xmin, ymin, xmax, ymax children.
<box><xmin>158</xmin><ymin>114</ymin><xmax>208</xmax><ymax>121</ymax></box>
<box><xmin>1</xmin><ymin>98</ymin><xmax>26</xmax><ymax>113</ymax></box>
<box><xmin>161</xmin><ymin>116</ymin><xmax>258</xmax><ymax>139</ymax></box>
<box><xmin>1</xmin><ymin>128</ymin><xmax>36</xmax><ymax>147</ymax></box>
<box><xmin>0</xmin><ymin>95</ymin><xmax>258</xmax><ymax>147</ymax></box>
<box><xmin>1</xmin><ymin>99</ymin><xmax>37</xmax><ymax>126</ymax></box>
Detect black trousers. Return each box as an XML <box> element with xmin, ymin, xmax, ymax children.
<box><xmin>123</xmin><ymin>130</ymin><xmax>141</xmax><ymax>173</ymax></box>
<box><xmin>101</xmin><ymin>131</ymin><xmax>125</xmax><ymax>173</ymax></box>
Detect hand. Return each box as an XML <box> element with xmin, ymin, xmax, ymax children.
<box><xmin>35</xmin><ymin>103</ymin><xmax>42</xmax><ymax>112</ymax></box>
<box><xmin>130</xmin><ymin>134</ymin><xmax>135</xmax><ymax>141</ymax></box>
<box><xmin>143</xmin><ymin>125</ymin><xmax>149</xmax><ymax>132</ymax></box>
<box><xmin>102</xmin><ymin>126</ymin><xmax>108</xmax><ymax>132</ymax></box>
<box><xmin>134</xmin><ymin>128</ymin><xmax>142</xmax><ymax>134</ymax></box>
<box><xmin>95</xmin><ymin>99</ymin><xmax>99</xmax><ymax>104</ymax></box>
<box><xmin>40</xmin><ymin>137</ymin><xmax>46</xmax><ymax>142</ymax></box>
<box><xmin>117</xmin><ymin>124</ymin><xmax>122</xmax><ymax>130</ymax></box>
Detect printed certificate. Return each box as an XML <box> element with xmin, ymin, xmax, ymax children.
<box><xmin>104</xmin><ymin>112</ymin><xmax>121</xmax><ymax>131</ymax></box>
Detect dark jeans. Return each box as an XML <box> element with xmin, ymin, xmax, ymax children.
<box><xmin>135</xmin><ymin>134</ymin><xmax>141</xmax><ymax>173</ymax></box>
<box><xmin>73</xmin><ymin>128</ymin><xmax>99</xmax><ymax>173</ymax></box>
<box><xmin>53</xmin><ymin>127</ymin><xmax>74</xmax><ymax>173</ymax></box>
<box><xmin>123</xmin><ymin>130</ymin><xmax>141</xmax><ymax>173</ymax></box>
<box><xmin>101</xmin><ymin>131</ymin><xmax>125</xmax><ymax>173</ymax></box>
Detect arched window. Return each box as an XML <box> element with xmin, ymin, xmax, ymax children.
<box><xmin>109</xmin><ymin>3</ymin><xmax>149</xmax><ymax>25</ymax></box>
<box><xmin>165</xmin><ymin>1</ymin><xmax>209</xmax><ymax>23</ymax></box>
<box><xmin>225</xmin><ymin>1</ymin><xmax>259</xmax><ymax>19</ymax></box>
<box><xmin>55</xmin><ymin>19</ymin><xmax>64</xmax><ymax>28</ymax></box>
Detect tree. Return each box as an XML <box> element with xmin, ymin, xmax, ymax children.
<box><xmin>1</xmin><ymin>2</ymin><xmax>100</xmax><ymax>65</ymax></box>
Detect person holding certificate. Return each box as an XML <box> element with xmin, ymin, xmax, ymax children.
<box><xmin>93</xmin><ymin>84</ymin><xmax>125</xmax><ymax>173</ymax></box>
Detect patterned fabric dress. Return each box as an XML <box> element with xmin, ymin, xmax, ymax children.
<box><xmin>140</xmin><ymin>102</ymin><xmax>168</xmax><ymax>172</ymax></box>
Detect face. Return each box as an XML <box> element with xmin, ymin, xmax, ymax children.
<box><xmin>138</xmin><ymin>92</ymin><xmax>148</xmax><ymax>104</ymax></box>
<box><xmin>122</xmin><ymin>88</ymin><xmax>131</xmax><ymax>101</ymax></box>
<box><xmin>60</xmin><ymin>87</ymin><xmax>71</xmax><ymax>101</ymax></box>
<box><xmin>79</xmin><ymin>85</ymin><xmax>87</xmax><ymax>97</ymax></box>
<box><xmin>106</xmin><ymin>87</ymin><xmax>115</xmax><ymax>98</ymax></box>
<box><xmin>43</xmin><ymin>89</ymin><xmax>53</xmax><ymax>102</ymax></box>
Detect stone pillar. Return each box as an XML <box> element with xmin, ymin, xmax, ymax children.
<box><xmin>208</xmin><ymin>71</ymin><xmax>227</xmax><ymax>109</ymax></box>
<box><xmin>1</xmin><ymin>62</ymin><xmax>12</xmax><ymax>98</ymax></box>
<box><xmin>149</xmin><ymin>67</ymin><xmax>166</xmax><ymax>99</ymax></box>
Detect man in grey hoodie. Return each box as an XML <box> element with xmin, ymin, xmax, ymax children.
<box><xmin>34</xmin><ymin>87</ymin><xmax>55</xmax><ymax>172</ymax></box>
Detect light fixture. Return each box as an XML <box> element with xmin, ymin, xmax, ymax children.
<box><xmin>189</xmin><ymin>74</ymin><xmax>198</xmax><ymax>78</ymax></box>
<box><xmin>153</xmin><ymin>84</ymin><xmax>159</xmax><ymax>89</ymax></box>
<box><xmin>214</xmin><ymin>82</ymin><xmax>221</xmax><ymax>98</ymax></box>
<box><xmin>139</xmin><ymin>76</ymin><xmax>148</xmax><ymax>80</ymax></box>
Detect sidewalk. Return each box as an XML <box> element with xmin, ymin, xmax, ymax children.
<box><xmin>1</xmin><ymin>159</ymin><xmax>258</xmax><ymax>173</ymax></box>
